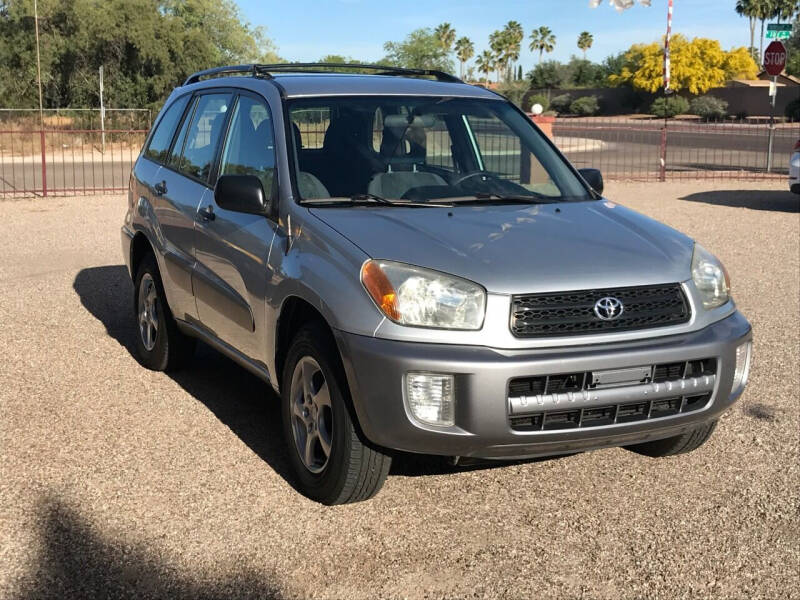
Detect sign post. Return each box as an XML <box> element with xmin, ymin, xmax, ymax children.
<box><xmin>763</xmin><ymin>41</ymin><xmax>787</xmax><ymax>172</ymax></box>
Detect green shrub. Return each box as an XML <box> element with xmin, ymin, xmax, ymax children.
<box><xmin>785</xmin><ymin>98</ymin><xmax>800</xmax><ymax>120</ymax></box>
<box><xmin>689</xmin><ymin>96</ymin><xmax>728</xmax><ymax>121</ymax></box>
<box><xmin>569</xmin><ymin>95</ymin><xmax>600</xmax><ymax>116</ymax></box>
<box><xmin>496</xmin><ymin>80</ymin><xmax>530</xmax><ymax>109</ymax></box>
<box><xmin>527</xmin><ymin>93</ymin><xmax>550</xmax><ymax>112</ymax></box>
<box><xmin>550</xmin><ymin>94</ymin><xmax>572</xmax><ymax>114</ymax></box>
<box><xmin>650</xmin><ymin>95</ymin><xmax>690</xmax><ymax>118</ymax></box>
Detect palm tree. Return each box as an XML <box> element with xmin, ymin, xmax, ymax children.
<box><xmin>577</xmin><ymin>31</ymin><xmax>593</xmax><ymax>59</ymax></box>
<box><xmin>735</xmin><ymin>0</ymin><xmax>759</xmax><ymax>57</ymax></box>
<box><xmin>476</xmin><ymin>50</ymin><xmax>494</xmax><ymax>86</ymax></box>
<box><xmin>503</xmin><ymin>21</ymin><xmax>524</xmax><ymax>80</ymax></box>
<box><xmin>529</xmin><ymin>26</ymin><xmax>556</xmax><ymax>63</ymax></box>
<box><xmin>771</xmin><ymin>0</ymin><xmax>799</xmax><ymax>22</ymax></box>
<box><xmin>454</xmin><ymin>36</ymin><xmax>475</xmax><ymax>79</ymax></box>
<box><xmin>434</xmin><ymin>23</ymin><xmax>456</xmax><ymax>53</ymax></box>
<box><xmin>489</xmin><ymin>30</ymin><xmax>508</xmax><ymax>82</ymax></box>
<box><xmin>752</xmin><ymin>0</ymin><xmax>774</xmax><ymax>59</ymax></box>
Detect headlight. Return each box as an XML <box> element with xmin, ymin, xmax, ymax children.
<box><xmin>691</xmin><ymin>244</ymin><xmax>730</xmax><ymax>310</ymax></box>
<box><xmin>361</xmin><ymin>260</ymin><xmax>486</xmax><ymax>330</ymax></box>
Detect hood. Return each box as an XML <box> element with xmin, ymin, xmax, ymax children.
<box><xmin>309</xmin><ymin>200</ymin><xmax>694</xmax><ymax>294</ymax></box>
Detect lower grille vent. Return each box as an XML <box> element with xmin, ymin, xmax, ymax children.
<box><xmin>509</xmin><ymin>394</ymin><xmax>712</xmax><ymax>432</ymax></box>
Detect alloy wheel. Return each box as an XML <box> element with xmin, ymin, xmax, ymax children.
<box><xmin>289</xmin><ymin>356</ymin><xmax>333</xmax><ymax>473</ymax></box>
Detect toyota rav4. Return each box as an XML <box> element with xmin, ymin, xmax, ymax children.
<box><xmin>121</xmin><ymin>63</ymin><xmax>752</xmax><ymax>504</ymax></box>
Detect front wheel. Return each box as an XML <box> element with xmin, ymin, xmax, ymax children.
<box><xmin>133</xmin><ymin>254</ymin><xmax>195</xmax><ymax>371</ymax></box>
<box><xmin>626</xmin><ymin>420</ymin><xmax>717</xmax><ymax>457</ymax></box>
<box><xmin>281</xmin><ymin>323</ymin><xmax>391</xmax><ymax>504</ymax></box>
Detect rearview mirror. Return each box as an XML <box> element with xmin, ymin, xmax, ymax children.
<box><xmin>214</xmin><ymin>174</ymin><xmax>270</xmax><ymax>215</ymax></box>
<box><xmin>578</xmin><ymin>168</ymin><xmax>603</xmax><ymax>195</ymax></box>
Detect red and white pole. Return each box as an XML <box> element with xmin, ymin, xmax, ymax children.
<box><xmin>663</xmin><ymin>0</ymin><xmax>673</xmax><ymax>93</ymax></box>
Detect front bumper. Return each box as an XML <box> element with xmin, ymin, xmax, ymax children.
<box><xmin>336</xmin><ymin>311</ymin><xmax>751</xmax><ymax>459</ymax></box>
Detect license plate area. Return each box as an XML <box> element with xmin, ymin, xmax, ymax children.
<box><xmin>589</xmin><ymin>366</ymin><xmax>653</xmax><ymax>389</ymax></box>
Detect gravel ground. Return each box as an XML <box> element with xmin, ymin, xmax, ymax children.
<box><xmin>1</xmin><ymin>180</ymin><xmax>798</xmax><ymax>599</ymax></box>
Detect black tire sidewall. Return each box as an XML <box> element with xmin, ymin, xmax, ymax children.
<box><xmin>281</xmin><ymin>326</ymin><xmax>354</xmax><ymax>503</ymax></box>
<box><xmin>133</xmin><ymin>256</ymin><xmax>170</xmax><ymax>371</ymax></box>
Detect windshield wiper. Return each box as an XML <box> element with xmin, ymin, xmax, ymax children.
<box><xmin>448</xmin><ymin>192</ymin><xmax>558</xmax><ymax>205</ymax></box>
<box><xmin>349</xmin><ymin>193</ymin><xmax>395</xmax><ymax>204</ymax></box>
<box><xmin>301</xmin><ymin>194</ymin><xmax>452</xmax><ymax>208</ymax></box>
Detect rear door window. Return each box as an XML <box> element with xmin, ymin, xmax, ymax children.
<box><xmin>174</xmin><ymin>93</ymin><xmax>233</xmax><ymax>182</ymax></box>
<box><xmin>144</xmin><ymin>94</ymin><xmax>190</xmax><ymax>163</ymax></box>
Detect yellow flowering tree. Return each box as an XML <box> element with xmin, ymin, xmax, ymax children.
<box><xmin>609</xmin><ymin>35</ymin><xmax>758</xmax><ymax>94</ymax></box>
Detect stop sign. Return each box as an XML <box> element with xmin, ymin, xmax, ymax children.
<box><xmin>764</xmin><ymin>41</ymin><xmax>787</xmax><ymax>76</ymax></box>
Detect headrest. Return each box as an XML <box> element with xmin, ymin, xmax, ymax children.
<box><xmin>382</xmin><ymin>114</ymin><xmax>436</xmax><ymax>129</ymax></box>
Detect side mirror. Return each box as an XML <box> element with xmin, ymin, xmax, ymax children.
<box><xmin>214</xmin><ymin>174</ymin><xmax>269</xmax><ymax>215</ymax></box>
<box><xmin>578</xmin><ymin>168</ymin><xmax>604</xmax><ymax>195</ymax></box>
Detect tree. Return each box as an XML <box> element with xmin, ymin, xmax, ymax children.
<box><xmin>608</xmin><ymin>35</ymin><xmax>758</xmax><ymax>94</ymax></box>
<box><xmin>382</xmin><ymin>28</ymin><xmax>455</xmax><ymax>72</ymax></box>
<box><xmin>0</xmin><ymin>0</ymin><xmax>280</xmax><ymax>109</ymax></box>
<box><xmin>529</xmin><ymin>26</ymin><xmax>556</xmax><ymax>64</ymax></box>
<box><xmin>434</xmin><ymin>22</ymin><xmax>456</xmax><ymax>53</ymax></box>
<box><xmin>577</xmin><ymin>31</ymin><xmax>594</xmax><ymax>59</ymax></box>
<box><xmin>566</xmin><ymin>57</ymin><xmax>603</xmax><ymax>87</ymax></box>
<box><xmin>476</xmin><ymin>50</ymin><xmax>494</xmax><ymax>85</ymax></box>
<box><xmin>735</xmin><ymin>0</ymin><xmax>759</xmax><ymax>57</ymax></box>
<box><xmin>503</xmin><ymin>21</ymin><xmax>524</xmax><ymax>81</ymax></box>
<box><xmin>527</xmin><ymin>60</ymin><xmax>563</xmax><ymax>89</ymax></box>
<box><xmin>489</xmin><ymin>30</ymin><xmax>508</xmax><ymax>82</ymax></box>
<box><xmin>454</xmin><ymin>36</ymin><xmax>474</xmax><ymax>79</ymax></box>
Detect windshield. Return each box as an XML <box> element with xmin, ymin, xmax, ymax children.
<box><xmin>286</xmin><ymin>96</ymin><xmax>593</xmax><ymax>204</ymax></box>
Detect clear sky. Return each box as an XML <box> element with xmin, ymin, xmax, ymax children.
<box><xmin>236</xmin><ymin>0</ymin><xmax>754</xmax><ymax>69</ymax></box>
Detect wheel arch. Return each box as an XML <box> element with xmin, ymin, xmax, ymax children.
<box><xmin>274</xmin><ymin>295</ymin><xmax>338</xmax><ymax>391</ymax></box>
<box><xmin>130</xmin><ymin>231</ymin><xmax>155</xmax><ymax>280</ymax></box>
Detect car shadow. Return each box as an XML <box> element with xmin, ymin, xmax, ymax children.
<box><xmin>679</xmin><ymin>189</ymin><xmax>799</xmax><ymax>212</ymax></box>
<box><xmin>73</xmin><ymin>266</ymin><xmax>560</xmax><ymax>488</ymax></box>
<box><xmin>18</xmin><ymin>494</ymin><xmax>282</xmax><ymax>599</ymax></box>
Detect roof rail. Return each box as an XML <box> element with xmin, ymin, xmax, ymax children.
<box><xmin>182</xmin><ymin>63</ymin><xmax>463</xmax><ymax>86</ymax></box>
<box><xmin>255</xmin><ymin>63</ymin><xmax>463</xmax><ymax>83</ymax></box>
<box><xmin>183</xmin><ymin>65</ymin><xmax>263</xmax><ymax>86</ymax></box>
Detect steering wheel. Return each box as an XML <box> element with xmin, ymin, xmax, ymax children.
<box><xmin>451</xmin><ymin>170</ymin><xmax>502</xmax><ymax>187</ymax></box>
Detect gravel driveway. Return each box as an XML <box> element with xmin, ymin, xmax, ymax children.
<box><xmin>1</xmin><ymin>181</ymin><xmax>798</xmax><ymax>599</ymax></box>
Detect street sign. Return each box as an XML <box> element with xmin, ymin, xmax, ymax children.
<box><xmin>766</xmin><ymin>23</ymin><xmax>792</xmax><ymax>40</ymax></box>
<box><xmin>764</xmin><ymin>41</ymin><xmax>787</xmax><ymax>76</ymax></box>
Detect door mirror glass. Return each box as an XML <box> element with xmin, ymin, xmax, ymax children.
<box><xmin>214</xmin><ymin>175</ymin><xmax>267</xmax><ymax>215</ymax></box>
<box><xmin>578</xmin><ymin>168</ymin><xmax>603</xmax><ymax>195</ymax></box>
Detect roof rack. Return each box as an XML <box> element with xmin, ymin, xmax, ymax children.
<box><xmin>183</xmin><ymin>63</ymin><xmax>463</xmax><ymax>86</ymax></box>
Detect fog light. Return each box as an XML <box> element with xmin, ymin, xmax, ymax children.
<box><xmin>405</xmin><ymin>373</ymin><xmax>455</xmax><ymax>427</ymax></box>
<box><xmin>732</xmin><ymin>341</ymin><xmax>752</xmax><ymax>394</ymax></box>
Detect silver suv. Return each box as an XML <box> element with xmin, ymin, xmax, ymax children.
<box><xmin>121</xmin><ymin>64</ymin><xmax>752</xmax><ymax>504</ymax></box>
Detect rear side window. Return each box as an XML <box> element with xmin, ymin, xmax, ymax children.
<box><xmin>144</xmin><ymin>95</ymin><xmax>190</xmax><ymax>163</ymax></box>
<box><xmin>174</xmin><ymin>93</ymin><xmax>232</xmax><ymax>181</ymax></box>
<box><xmin>219</xmin><ymin>95</ymin><xmax>275</xmax><ymax>194</ymax></box>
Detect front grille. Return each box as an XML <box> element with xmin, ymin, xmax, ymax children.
<box><xmin>510</xmin><ymin>283</ymin><xmax>690</xmax><ymax>337</ymax></box>
<box><xmin>507</xmin><ymin>359</ymin><xmax>716</xmax><ymax>432</ymax></box>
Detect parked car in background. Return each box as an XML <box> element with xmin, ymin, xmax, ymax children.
<box><xmin>121</xmin><ymin>64</ymin><xmax>752</xmax><ymax>504</ymax></box>
<box><xmin>790</xmin><ymin>139</ymin><xmax>800</xmax><ymax>194</ymax></box>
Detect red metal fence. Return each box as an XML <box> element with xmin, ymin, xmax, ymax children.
<box><xmin>0</xmin><ymin>109</ymin><xmax>150</xmax><ymax>197</ymax></box>
<box><xmin>553</xmin><ymin>116</ymin><xmax>799</xmax><ymax>181</ymax></box>
<box><xmin>1</xmin><ymin>109</ymin><xmax>797</xmax><ymax>197</ymax></box>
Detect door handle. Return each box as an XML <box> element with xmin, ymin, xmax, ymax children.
<box><xmin>154</xmin><ymin>180</ymin><xmax>167</xmax><ymax>196</ymax></box>
<box><xmin>198</xmin><ymin>205</ymin><xmax>216</xmax><ymax>221</ymax></box>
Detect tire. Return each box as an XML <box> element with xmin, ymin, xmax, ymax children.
<box><xmin>133</xmin><ymin>253</ymin><xmax>195</xmax><ymax>371</ymax></box>
<box><xmin>281</xmin><ymin>322</ymin><xmax>391</xmax><ymax>505</ymax></box>
<box><xmin>626</xmin><ymin>419</ymin><xmax>718</xmax><ymax>458</ymax></box>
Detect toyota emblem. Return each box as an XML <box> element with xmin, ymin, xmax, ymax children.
<box><xmin>594</xmin><ymin>296</ymin><xmax>624</xmax><ymax>321</ymax></box>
